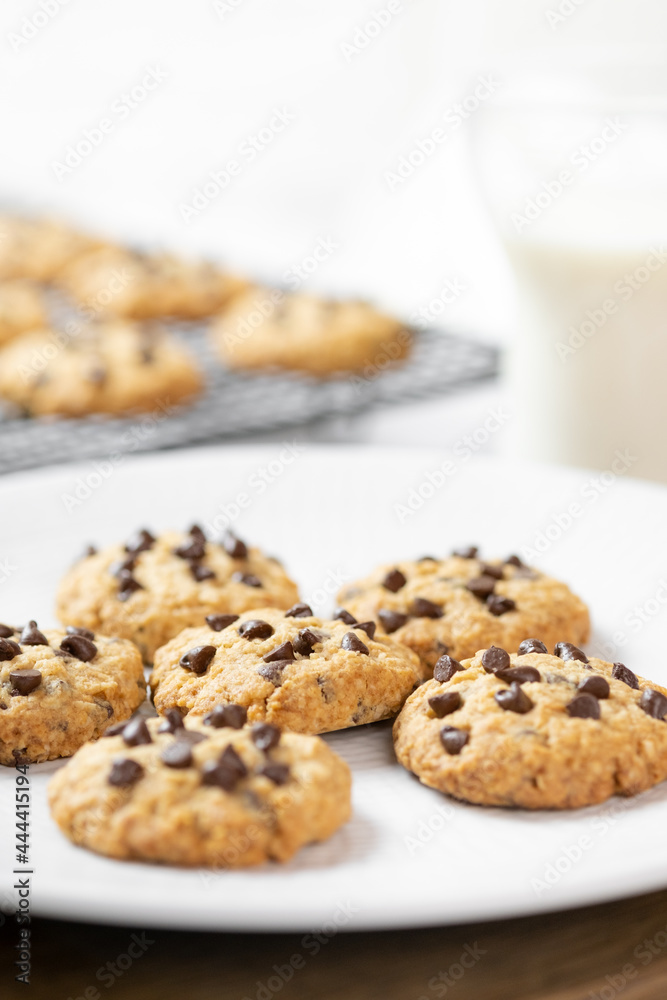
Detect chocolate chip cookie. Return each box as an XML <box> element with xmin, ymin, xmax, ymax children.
<box><xmin>0</xmin><ymin>280</ymin><xmax>48</xmax><ymax>346</ymax></box>
<box><xmin>48</xmin><ymin>714</ymin><xmax>351</xmax><ymax>866</ymax></box>
<box><xmin>337</xmin><ymin>548</ymin><xmax>590</xmax><ymax>671</ymax></box>
<box><xmin>56</xmin><ymin>527</ymin><xmax>300</xmax><ymax>663</ymax></box>
<box><xmin>0</xmin><ymin>215</ymin><xmax>102</xmax><ymax>282</ymax></box>
<box><xmin>0</xmin><ymin>319</ymin><xmax>202</xmax><ymax>417</ymax></box>
<box><xmin>0</xmin><ymin>621</ymin><xmax>145</xmax><ymax>765</ymax></box>
<box><xmin>211</xmin><ymin>285</ymin><xmax>412</xmax><ymax>376</ymax></box>
<box><xmin>149</xmin><ymin>605</ymin><xmax>424</xmax><ymax>734</ymax></box>
<box><xmin>393</xmin><ymin>640</ymin><xmax>667</xmax><ymax>809</ymax></box>
<box><xmin>59</xmin><ymin>245</ymin><xmax>247</xmax><ymax>320</ymax></box>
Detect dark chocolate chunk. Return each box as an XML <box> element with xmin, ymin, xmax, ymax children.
<box><xmin>486</xmin><ymin>595</ymin><xmax>516</xmax><ymax>616</ymax></box>
<box><xmin>60</xmin><ymin>634</ymin><xmax>97</xmax><ymax>662</ymax></box>
<box><xmin>411</xmin><ymin>597</ymin><xmax>443</xmax><ymax>619</ymax></box>
<box><xmin>238</xmin><ymin>620</ymin><xmax>274</xmax><ymax>641</ymax></box>
<box><xmin>292</xmin><ymin>628</ymin><xmax>320</xmax><ymax>656</ymax></box>
<box><xmin>378</xmin><ymin>609</ymin><xmax>408</xmax><ymax>633</ymax></box>
<box><xmin>20</xmin><ymin>621</ymin><xmax>48</xmax><ymax>646</ymax></box>
<box><xmin>495</xmin><ymin>682</ymin><xmax>533</xmax><ymax>714</ymax></box>
<box><xmin>612</xmin><ymin>663</ymin><xmax>639</xmax><ymax>689</ymax></box>
<box><xmin>108</xmin><ymin>758</ymin><xmax>144</xmax><ymax>787</ymax></box>
<box><xmin>222</xmin><ymin>531</ymin><xmax>248</xmax><ymax>559</ymax></box>
<box><xmin>103</xmin><ymin>720</ymin><xmax>130</xmax><ymax>737</ymax></box>
<box><xmin>496</xmin><ymin>666</ymin><xmax>541</xmax><ymax>685</ymax></box>
<box><xmin>341</xmin><ymin>632</ymin><xmax>369</xmax><ymax>655</ymax></box>
<box><xmin>433</xmin><ymin>654</ymin><xmax>463</xmax><ymax>682</ymax></box>
<box><xmin>191</xmin><ymin>563</ymin><xmax>216</xmax><ymax>581</ymax></box>
<box><xmin>440</xmin><ymin>726</ymin><xmax>469</xmax><ymax>754</ymax></box>
<box><xmin>566</xmin><ymin>694</ymin><xmax>600</xmax><ymax>719</ymax></box>
<box><xmin>554</xmin><ymin>642</ymin><xmax>588</xmax><ymax>663</ymax></box>
<box><xmin>383</xmin><ymin>569</ymin><xmax>407</xmax><ymax>593</ymax></box>
<box><xmin>122</xmin><ymin>717</ymin><xmax>152</xmax><ymax>746</ymax></box>
<box><xmin>220</xmin><ymin>744</ymin><xmax>247</xmax><ymax>778</ymax></box>
<box><xmin>466</xmin><ymin>575</ymin><xmax>496</xmax><ymax>599</ymax></box>
<box><xmin>179</xmin><ymin>645</ymin><xmax>217</xmax><ymax>674</ymax></box>
<box><xmin>117</xmin><ymin>570</ymin><xmax>143</xmax><ymax>601</ymax></box>
<box><xmin>250</xmin><ymin>723</ymin><xmax>281</xmax><ymax>752</ymax></box>
<box><xmin>201</xmin><ymin>760</ymin><xmax>239</xmax><ymax>791</ymax></box>
<box><xmin>482</xmin><ymin>646</ymin><xmax>510</xmax><ymax>673</ymax></box>
<box><xmin>257</xmin><ymin>662</ymin><xmax>288</xmax><ymax>686</ymax></box>
<box><xmin>264</xmin><ymin>641</ymin><xmax>295</xmax><ymax>663</ymax></box>
<box><xmin>333</xmin><ymin>608</ymin><xmax>357</xmax><ymax>625</ymax></box>
<box><xmin>9</xmin><ymin>669</ymin><xmax>42</xmax><ymax>695</ymax></box>
<box><xmin>260</xmin><ymin>763</ymin><xmax>290</xmax><ymax>785</ymax></box>
<box><xmin>480</xmin><ymin>563</ymin><xmax>504</xmax><ymax>580</ymax></box>
<box><xmin>353</xmin><ymin>621</ymin><xmax>376</xmax><ymax>640</ymax></box>
<box><xmin>578</xmin><ymin>676</ymin><xmax>610</xmax><ymax>699</ymax></box>
<box><xmin>203</xmin><ymin>704</ymin><xmax>247</xmax><ymax>729</ymax></box>
<box><xmin>518</xmin><ymin>638</ymin><xmax>547</xmax><ymax>656</ymax></box>
<box><xmin>453</xmin><ymin>546</ymin><xmax>478</xmax><ymax>559</ymax></box>
<box><xmin>505</xmin><ymin>555</ymin><xmax>523</xmax><ymax>567</ymax></box>
<box><xmin>125</xmin><ymin>529</ymin><xmax>155</xmax><ymax>554</ymax></box>
<box><xmin>174</xmin><ymin>536</ymin><xmax>206</xmax><ymax>561</ymax></box>
<box><xmin>160</xmin><ymin>742</ymin><xmax>193</xmax><ymax>768</ymax></box>
<box><xmin>285</xmin><ymin>603</ymin><xmax>313</xmax><ymax>618</ymax></box>
<box><xmin>0</xmin><ymin>638</ymin><xmax>21</xmax><ymax>661</ymax></box>
<box><xmin>640</xmin><ymin>689</ymin><xmax>667</xmax><ymax>720</ymax></box>
<box><xmin>66</xmin><ymin>625</ymin><xmax>95</xmax><ymax>640</ymax></box>
<box><xmin>206</xmin><ymin>614</ymin><xmax>239</xmax><ymax>632</ymax></box>
<box><xmin>0</xmin><ymin>624</ymin><xmax>15</xmax><ymax>638</ymax></box>
<box><xmin>157</xmin><ymin>708</ymin><xmax>185</xmax><ymax>734</ymax></box>
<box><xmin>428</xmin><ymin>691</ymin><xmax>461</xmax><ymax>717</ymax></box>
<box><xmin>231</xmin><ymin>572</ymin><xmax>262</xmax><ymax>588</ymax></box>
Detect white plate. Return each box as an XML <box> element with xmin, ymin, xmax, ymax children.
<box><xmin>2</xmin><ymin>444</ymin><xmax>667</xmax><ymax>932</ymax></box>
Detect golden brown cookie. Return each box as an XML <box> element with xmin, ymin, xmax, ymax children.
<box><xmin>48</xmin><ymin>713</ymin><xmax>351</xmax><ymax>866</ymax></box>
<box><xmin>0</xmin><ymin>621</ymin><xmax>145</xmax><ymax>765</ymax></box>
<box><xmin>0</xmin><ymin>280</ymin><xmax>48</xmax><ymax>345</ymax></box>
<box><xmin>210</xmin><ymin>285</ymin><xmax>412</xmax><ymax>376</ymax></box>
<box><xmin>0</xmin><ymin>319</ymin><xmax>202</xmax><ymax>417</ymax></box>
<box><xmin>149</xmin><ymin>604</ymin><xmax>423</xmax><ymax>734</ymax></box>
<box><xmin>393</xmin><ymin>640</ymin><xmax>667</xmax><ymax>809</ymax></box>
<box><xmin>337</xmin><ymin>547</ymin><xmax>590</xmax><ymax>672</ymax></box>
<box><xmin>0</xmin><ymin>215</ymin><xmax>102</xmax><ymax>282</ymax></box>
<box><xmin>56</xmin><ymin>527</ymin><xmax>300</xmax><ymax>663</ymax></box>
<box><xmin>59</xmin><ymin>245</ymin><xmax>247</xmax><ymax>319</ymax></box>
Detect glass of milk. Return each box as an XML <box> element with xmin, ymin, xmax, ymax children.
<box><xmin>472</xmin><ymin>57</ymin><xmax>667</xmax><ymax>482</ymax></box>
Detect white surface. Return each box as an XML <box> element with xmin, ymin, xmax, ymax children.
<box><xmin>2</xmin><ymin>444</ymin><xmax>667</xmax><ymax>931</ymax></box>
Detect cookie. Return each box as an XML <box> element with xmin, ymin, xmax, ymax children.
<box><xmin>337</xmin><ymin>548</ymin><xmax>590</xmax><ymax>672</ymax></box>
<box><xmin>393</xmin><ymin>641</ymin><xmax>667</xmax><ymax>809</ymax></box>
<box><xmin>48</xmin><ymin>713</ymin><xmax>351</xmax><ymax>866</ymax></box>
<box><xmin>149</xmin><ymin>604</ymin><xmax>423</xmax><ymax>734</ymax></box>
<box><xmin>0</xmin><ymin>320</ymin><xmax>202</xmax><ymax>417</ymax></box>
<box><xmin>0</xmin><ymin>215</ymin><xmax>101</xmax><ymax>282</ymax></box>
<box><xmin>59</xmin><ymin>245</ymin><xmax>247</xmax><ymax>320</ymax></box>
<box><xmin>211</xmin><ymin>285</ymin><xmax>412</xmax><ymax>376</ymax></box>
<box><xmin>56</xmin><ymin>526</ymin><xmax>300</xmax><ymax>663</ymax></box>
<box><xmin>0</xmin><ymin>280</ymin><xmax>48</xmax><ymax>345</ymax></box>
<box><xmin>0</xmin><ymin>621</ymin><xmax>145</xmax><ymax>765</ymax></box>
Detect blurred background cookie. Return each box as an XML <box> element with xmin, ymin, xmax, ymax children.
<box><xmin>0</xmin><ymin>279</ymin><xmax>48</xmax><ymax>345</ymax></box>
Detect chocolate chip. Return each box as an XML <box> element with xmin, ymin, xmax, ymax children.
<box><xmin>496</xmin><ymin>666</ymin><xmax>541</xmax><ymax>685</ymax></box>
<box><xmin>264</xmin><ymin>641</ymin><xmax>295</xmax><ymax>663</ymax></box>
<box><xmin>108</xmin><ymin>758</ymin><xmax>144</xmax><ymax>787</ymax></box>
<box><xmin>222</xmin><ymin>531</ymin><xmax>248</xmax><ymax>559</ymax></box>
<box><xmin>486</xmin><ymin>595</ymin><xmax>516</xmax><ymax>616</ymax></box>
<box><xmin>201</xmin><ymin>760</ymin><xmax>239</xmax><ymax>791</ymax></box>
<box><xmin>60</xmin><ymin>634</ymin><xmax>97</xmax><ymax>662</ymax></box>
<box><xmin>505</xmin><ymin>555</ymin><xmax>523</xmax><ymax>567</ymax></box>
<box><xmin>453</xmin><ymin>546</ymin><xmax>478</xmax><ymax>559</ymax></box>
<box><xmin>341</xmin><ymin>632</ymin><xmax>369</xmax><ymax>655</ymax></box>
<box><xmin>482</xmin><ymin>563</ymin><xmax>505</xmax><ymax>580</ymax></box>
<box><xmin>292</xmin><ymin>628</ymin><xmax>320</xmax><ymax>656</ymax></box>
<box><xmin>566</xmin><ymin>694</ymin><xmax>600</xmax><ymax>719</ymax></box>
<box><xmin>125</xmin><ymin>528</ymin><xmax>155</xmax><ymax>554</ymax></box>
<box><xmin>411</xmin><ymin>598</ymin><xmax>443</xmax><ymax>619</ymax></box>
<box><xmin>231</xmin><ymin>572</ymin><xmax>262</xmax><ymax>588</ymax></box>
<box><xmin>82</xmin><ymin>545</ymin><xmax>97</xmax><ymax>559</ymax></box>
<box><xmin>554</xmin><ymin>642</ymin><xmax>588</xmax><ymax>663</ymax></box>
<box><xmin>640</xmin><ymin>689</ymin><xmax>667</xmax><ymax>720</ymax></box>
<box><xmin>418</xmin><ymin>555</ymin><xmax>437</xmax><ymax>562</ymax></box>
<box><xmin>117</xmin><ymin>571</ymin><xmax>143</xmax><ymax>601</ymax></box>
<box><xmin>103</xmin><ymin>720</ymin><xmax>130</xmax><ymax>737</ymax></box>
<box><xmin>110</xmin><ymin>554</ymin><xmax>137</xmax><ymax>576</ymax></box>
<box><xmin>220</xmin><ymin>744</ymin><xmax>247</xmax><ymax>778</ymax></box>
<box><xmin>285</xmin><ymin>603</ymin><xmax>313</xmax><ymax>618</ymax></box>
<box><xmin>0</xmin><ymin>624</ymin><xmax>16</xmax><ymax>638</ymax></box>
<box><xmin>0</xmin><ymin>638</ymin><xmax>21</xmax><ymax>661</ymax></box>
<box><xmin>433</xmin><ymin>654</ymin><xmax>463</xmax><ymax>682</ymax></box>
<box><xmin>428</xmin><ymin>691</ymin><xmax>461</xmax><ymax>717</ymax></box>
<box><xmin>482</xmin><ymin>646</ymin><xmax>510</xmax><ymax>673</ymax></box>
<box><xmin>377</xmin><ymin>609</ymin><xmax>408</xmax><ymax>633</ymax></box>
<box><xmin>238</xmin><ymin>620</ymin><xmax>274</xmax><ymax>641</ymax></box>
<box><xmin>353</xmin><ymin>621</ymin><xmax>376</xmax><ymax>640</ymax></box>
<box><xmin>122</xmin><ymin>717</ymin><xmax>152</xmax><ymax>746</ymax></box>
<box><xmin>9</xmin><ymin>669</ymin><xmax>42</xmax><ymax>695</ymax></box>
<box><xmin>176</xmin><ymin>729</ymin><xmax>207</xmax><ymax>745</ymax></box>
<box><xmin>333</xmin><ymin>608</ymin><xmax>358</xmax><ymax>625</ymax></box>
<box><xmin>66</xmin><ymin>625</ymin><xmax>95</xmax><ymax>640</ymax></box>
<box><xmin>440</xmin><ymin>726</ymin><xmax>469</xmax><ymax>754</ymax></box>
<box><xmin>466</xmin><ymin>575</ymin><xmax>496</xmax><ymax>599</ymax></box>
<box><xmin>612</xmin><ymin>662</ymin><xmax>639</xmax><ymax>689</ymax></box>
<box><xmin>260</xmin><ymin>763</ymin><xmax>290</xmax><ymax>785</ymax></box>
<box><xmin>495</xmin><ymin>682</ymin><xmax>533</xmax><ymax>714</ymax></box>
<box><xmin>203</xmin><ymin>704</ymin><xmax>248</xmax><ymax>729</ymax></box>
<box><xmin>518</xmin><ymin>638</ymin><xmax>547</xmax><ymax>655</ymax></box>
<box><xmin>191</xmin><ymin>564</ymin><xmax>216</xmax><ymax>582</ymax></box>
<box><xmin>206</xmin><ymin>614</ymin><xmax>239</xmax><ymax>631</ymax></box>
<box><xmin>158</xmin><ymin>708</ymin><xmax>185</xmax><ymax>734</ymax></box>
<box><xmin>383</xmin><ymin>569</ymin><xmax>406</xmax><ymax>592</ymax></box>
<box><xmin>179</xmin><ymin>645</ymin><xmax>217</xmax><ymax>674</ymax></box>
<box><xmin>258</xmin><ymin>662</ymin><xmax>289</xmax><ymax>686</ymax></box>
<box><xmin>190</xmin><ymin>524</ymin><xmax>206</xmax><ymax>543</ymax></box>
<box><xmin>174</xmin><ymin>536</ymin><xmax>206</xmax><ymax>561</ymax></box>
<box><xmin>250</xmin><ymin>723</ymin><xmax>281</xmax><ymax>751</ymax></box>
<box><xmin>160</xmin><ymin>742</ymin><xmax>193</xmax><ymax>768</ymax></box>
<box><xmin>20</xmin><ymin>621</ymin><xmax>48</xmax><ymax>646</ymax></box>
<box><xmin>578</xmin><ymin>676</ymin><xmax>610</xmax><ymax>699</ymax></box>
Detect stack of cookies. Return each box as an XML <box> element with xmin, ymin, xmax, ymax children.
<box><xmin>4</xmin><ymin>523</ymin><xmax>666</xmax><ymax>869</ymax></box>
<box><xmin>0</xmin><ymin>212</ymin><xmax>412</xmax><ymax>419</ymax></box>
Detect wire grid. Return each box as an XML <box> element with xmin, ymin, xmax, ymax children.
<box><xmin>0</xmin><ymin>325</ymin><xmax>499</xmax><ymax>475</ymax></box>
